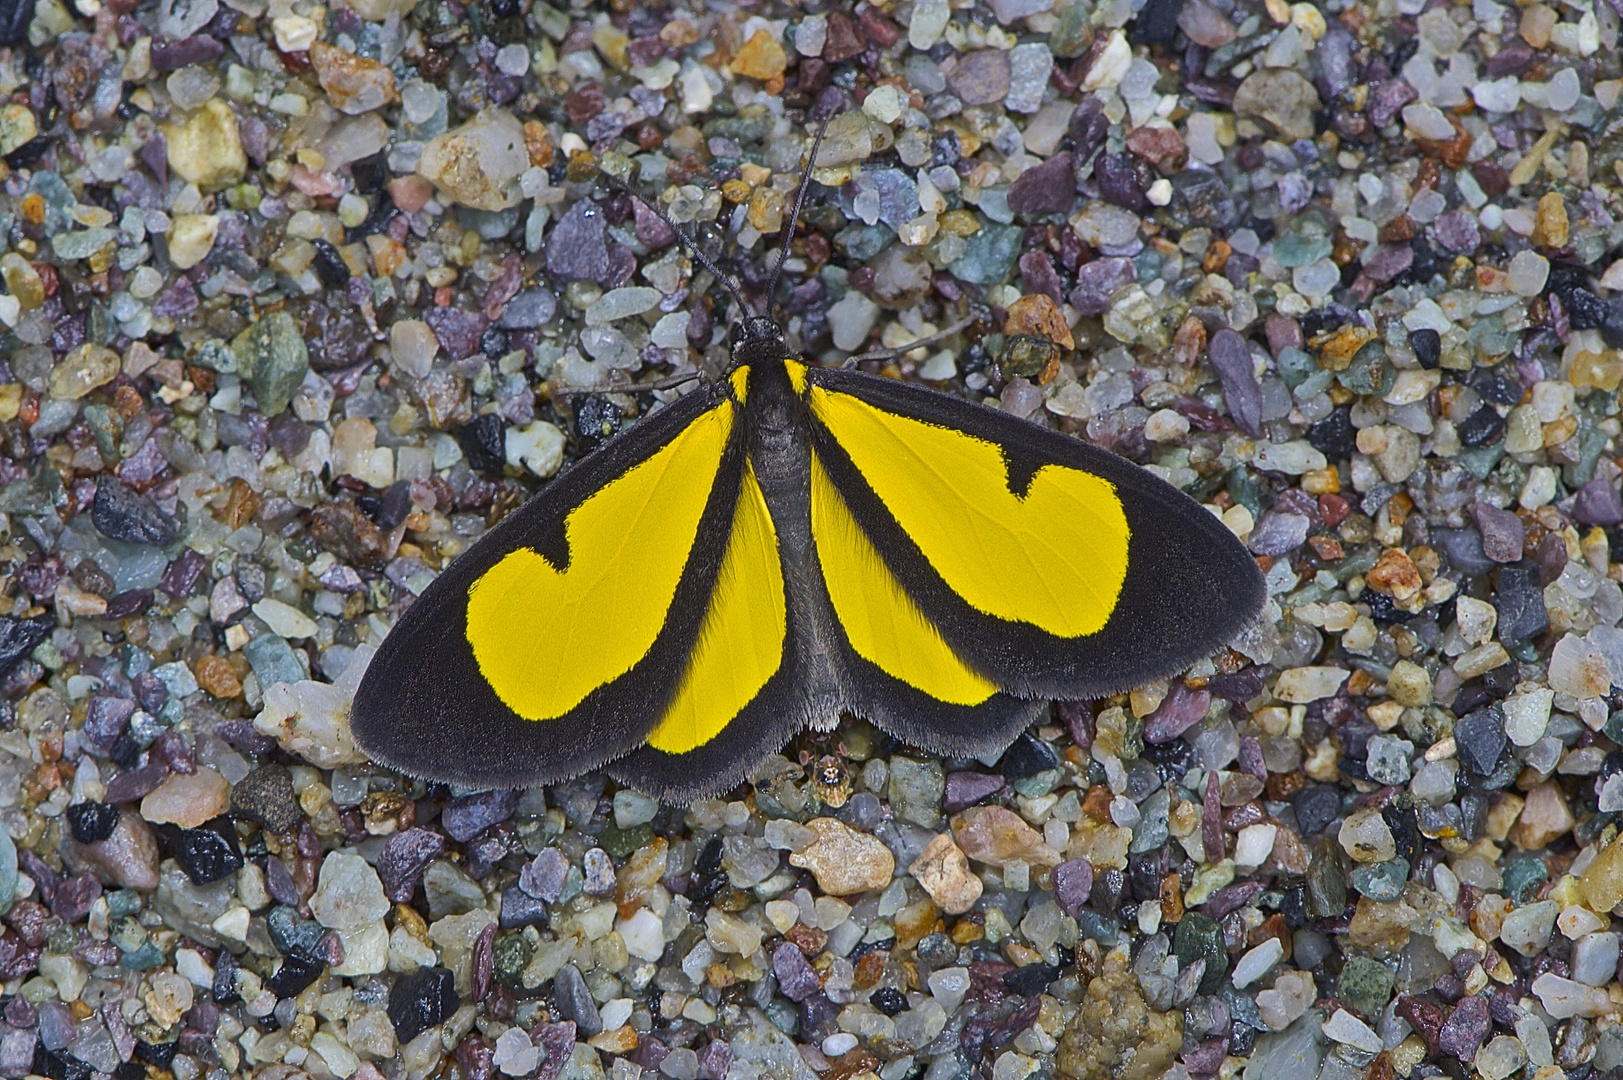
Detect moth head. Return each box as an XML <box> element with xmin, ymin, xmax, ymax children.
<box><xmin>729</xmin><ymin>315</ymin><xmax>790</xmax><ymax>368</ymax></box>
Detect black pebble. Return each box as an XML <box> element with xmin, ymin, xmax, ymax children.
<box><xmin>1383</xmin><ymin>805</ymin><xmax>1420</xmax><ymax>865</ymax></box>
<box><xmin>33</xmin><ymin>1047</ymin><xmax>90</xmax><ymax>1080</ymax></box>
<box><xmin>689</xmin><ymin>836</ymin><xmax>726</xmax><ymax>904</ymax></box>
<box><xmin>1280</xmin><ymin>883</ymin><xmax>1308</xmax><ymax>928</ymax></box>
<box><xmin>1130</xmin><ymin>0</ymin><xmax>1184</xmax><ymax>43</ymax></box>
<box><xmin>488</xmin><ymin>0</ymin><xmax>519</xmax><ymax>16</ymax></box>
<box><xmin>113</xmin><ymin>1064</ymin><xmax>145</xmax><ymax>1080</ymax></box>
<box><xmin>389</xmin><ymin>967</ymin><xmax>460</xmax><ymax>1045</ymax></box>
<box><xmin>1291</xmin><ymin>784</ymin><xmax>1342</xmax><ymax>836</ymax></box>
<box><xmin>459</xmin><ymin>413</ymin><xmax>506</xmax><ymax>472</ymax></box>
<box><xmin>1453</xmin><ymin>663</ymin><xmax>1517</xmax><ymax>715</ymax></box>
<box><xmin>916</xmin><ymin>933</ymin><xmax>956</xmax><ymax>966</ymax></box>
<box><xmin>92</xmin><ymin>480</ymin><xmax>178</xmax><ymax>547</ymax></box>
<box><xmin>1306</xmin><ymin>408</ymin><xmax>1355</xmax><ymax>461</ymax></box>
<box><xmin>998</xmin><ymin>732</ymin><xmax>1059</xmax><ymax>779</ymax></box>
<box><xmin>231</xmin><ymin>764</ymin><xmax>302</xmax><ymax>833</ymax></box>
<box><xmin>499</xmin><ymin>885</ymin><xmax>548</xmax><ymax>929</ymax></box>
<box><xmin>1004</xmin><ymin>963</ymin><xmax>1063</xmax><ymax>997</ymax></box>
<box><xmin>0</xmin><ymin>0</ymin><xmax>35</xmax><ymax>45</ymax></box>
<box><xmin>1494</xmin><ymin>563</ymin><xmax>1549</xmax><ymax>646</ymax></box>
<box><xmin>574</xmin><ymin>395</ymin><xmax>621</xmax><ymax>448</ymax></box>
<box><xmin>108</xmin><ymin>730</ymin><xmax>142</xmax><ymax>770</ymax></box>
<box><xmin>0</xmin><ymin>614</ymin><xmax>53</xmax><ymax>679</ymax></box>
<box><xmin>1456</xmin><ymin>406</ymin><xmax>1505</xmax><ymax>448</ymax></box>
<box><xmin>163</xmin><ymin>816</ymin><xmax>245</xmax><ymax>885</ymax></box>
<box><xmin>213</xmin><ymin>948</ymin><xmax>241</xmax><ymax>1004</ymax></box>
<box><xmin>1602</xmin><ymin>298</ymin><xmax>1623</xmax><ymax>349</ymax></box>
<box><xmin>66</xmin><ymin>801</ymin><xmax>120</xmax><ymax>844</ymax></box>
<box><xmin>134</xmin><ymin>1042</ymin><xmax>178</xmax><ymax>1069</ymax></box>
<box><xmin>4</xmin><ymin>134</ymin><xmax>50</xmax><ymax>170</ymax></box>
<box><xmin>310</xmin><ymin>240</ymin><xmax>351</xmax><ymax>290</ymax></box>
<box><xmin>869</xmin><ymin>987</ymin><xmax>908</xmax><ymax>1016</ymax></box>
<box><xmin>1408</xmin><ymin>328</ymin><xmax>1441</xmax><ymax>368</ymax></box>
<box><xmin>1455</xmin><ymin>705</ymin><xmax>1507</xmax><ymax>776</ymax></box>
<box><xmin>1564</xmin><ymin>287</ymin><xmax>1608</xmax><ymax>331</ymax></box>
<box><xmin>268</xmin><ymin>952</ymin><xmax>325</xmax><ymax>999</ymax></box>
<box><xmin>1471</xmin><ymin>369</ymin><xmax>1524</xmax><ymax>406</ymax></box>
<box><xmin>350</xmin><ymin>152</ymin><xmax>386</xmax><ymax>194</ymax></box>
<box><xmin>374</xmin><ymin>480</ymin><xmax>413</xmax><ymax>531</ymax></box>
<box><xmin>1142</xmin><ymin>731</ymin><xmax>1195</xmax><ymax>785</ymax></box>
<box><xmin>1364</xmin><ymin>590</ymin><xmax>1414</xmax><ymax>624</ymax></box>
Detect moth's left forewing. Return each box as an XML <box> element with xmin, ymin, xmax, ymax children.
<box><xmin>350</xmin><ymin>384</ymin><xmax>745</xmax><ymax>790</ymax></box>
<box><xmin>803</xmin><ymin>366</ymin><xmax>1266</xmax><ymax>700</ymax></box>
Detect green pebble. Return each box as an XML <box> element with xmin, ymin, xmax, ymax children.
<box><xmin>1338</xmin><ymin>954</ymin><xmax>1395</xmax><ymax>1017</ymax></box>
<box><xmin>0</xmin><ymin>823</ymin><xmax>15</xmax><ymax>914</ymax></box>
<box><xmin>1502</xmin><ymin>857</ymin><xmax>1548</xmax><ymax>905</ymax></box>
<box><xmin>245</xmin><ymin>633</ymin><xmax>306</xmax><ymax>689</ymax></box>
<box><xmin>950</xmin><ymin>224</ymin><xmax>1022</xmax><ymax>285</ymax></box>
<box><xmin>600</xmin><ymin>821</ymin><xmax>654</xmax><ymax>860</ymax></box>
<box><xmin>231</xmin><ymin>310</ymin><xmax>310</xmax><ymax>417</ymax></box>
<box><xmin>889</xmin><ymin>757</ymin><xmax>945</xmax><ymax>829</ymax></box>
<box><xmin>835</xmin><ymin>223</ymin><xmax>892</xmax><ymax>261</ymax></box>
<box><xmin>493</xmin><ymin>932</ymin><xmax>531</xmax><ymax>984</ymax></box>
<box><xmin>1351</xmin><ymin>857</ymin><xmax>1409</xmax><ymax>902</ymax></box>
<box><xmin>1306</xmin><ymin>838</ymin><xmax>1347</xmax><ymax>919</ymax></box>
<box><xmin>1076</xmin><ymin>910</ymin><xmax>1120</xmax><ymax>947</ymax></box>
<box><xmin>1174</xmin><ymin>912</ymin><xmax>1229</xmax><ymax>995</ymax></box>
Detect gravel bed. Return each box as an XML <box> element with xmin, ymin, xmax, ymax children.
<box><xmin>0</xmin><ymin>3</ymin><xmax>1622</xmax><ymax>1080</ymax></box>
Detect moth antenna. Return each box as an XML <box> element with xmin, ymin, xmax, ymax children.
<box><xmin>763</xmin><ymin>115</ymin><xmax>832</xmax><ymax>315</ymax></box>
<box><xmin>601</xmin><ymin>174</ymin><xmax>758</xmax><ymax>321</ymax></box>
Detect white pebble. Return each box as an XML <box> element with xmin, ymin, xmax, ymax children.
<box><xmin>1232</xmin><ymin>936</ymin><xmax>1284</xmax><ymax>988</ymax></box>
<box><xmin>1322</xmin><ymin>1009</ymin><xmax>1383</xmax><ymax>1054</ymax></box>
<box><xmin>495</xmin><ymin>44</ymin><xmax>530</xmax><ymax>77</ymax></box>
<box><xmin>828</xmin><ymin>291</ymin><xmax>880</xmax><ymax>352</ymax></box>
<box><xmin>618</xmin><ymin>909</ymin><xmax>666</xmax><ymax>963</ymax></box>
<box><xmin>1472</xmin><ymin>77</ymin><xmax>1522</xmax><ymax>113</ymax></box>
<box><xmin>493</xmin><ymin>1029</ymin><xmax>539</xmax><ymax>1077</ymax></box>
<box><xmin>253</xmin><ymin>598</ymin><xmax>318</xmax><ymax>639</ymax></box>
<box><xmin>1532</xmin><ymin>973</ymin><xmax>1612</xmax><ymax>1018</ymax></box>
<box><xmin>505</xmin><ymin>420</ymin><xmax>567</xmax><ymax>479</ymax></box>
<box><xmin>1502</xmin><ymin>686</ymin><xmax>1554</xmax><ymax>746</ymax></box>
<box><xmin>1401</xmin><ymin>102</ymin><xmax>1456</xmax><ymax>140</ymax></box>
<box><xmin>599</xmin><ymin>998</ymin><xmax>634</xmax><ymax>1031</ymax></box>
<box><xmin>1508</xmin><ymin>250</ymin><xmax>1549</xmax><ymax>297</ymax></box>
<box><xmin>1143</xmin><ymin>408</ymin><xmax>1190</xmax><ymax>442</ymax></box>
<box><xmin>1234</xmin><ymin>823</ymin><xmax>1277</xmax><ymax>869</ymax></box>
<box><xmin>1571</xmin><ymin>931</ymin><xmax>1619</xmax><ymax>986</ymax></box>
<box><xmin>823</xmin><ymin>1033</ymin><xmax>859</xmax><ymax>1057</ymax></box>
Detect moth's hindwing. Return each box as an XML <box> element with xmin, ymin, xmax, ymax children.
<box><xmin>811</xmin><ymin>447</ymin><xmax>1048</xmax><ymax>757</ymax></box>
<box><xmin>349</xmin><ymin>383</ymin><xmax>745</xmax><ymax>789</ymax></box>
<box><xmin>608</xmin><ymin>455</ymin><xmax>807</xmax><ymax>801</ymax></box>
<box><xmin>804</xmin><ymin>364</ymin><xmax>1266</xmax><ymax>702</ymax></box>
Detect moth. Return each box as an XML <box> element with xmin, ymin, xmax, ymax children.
<box><xmin>351</xmin><ymin>139</ymin><xmax>1266</xmax><ymax>803</ymax></box>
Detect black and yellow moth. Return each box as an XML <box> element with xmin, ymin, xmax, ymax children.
<box><xmin>351</xmin><ymin>310</ymin><xmax>1266</xmax><ymax>803</ymax></box>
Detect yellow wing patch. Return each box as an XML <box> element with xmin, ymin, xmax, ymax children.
<box><xmin>465</xmin><ymin>403</ymin><xmax>734</xmax><ymax>720</ymax></box>
<box><xmin>784</xmin><ymin>360</ymin><xmax>807</xmax><ymax>394</ymax></box>
<box><xmin>812</xmin><ymin>455</ymin><xmax>995</xmax><ymax>705</ymax></box>
<box><xmin>808</xmin><ymin>387</ymin><xmax>1130</xmax><ymax>638</ymax></box>
<box><xmin>647</xmin><ymin>464</ymin><xmax>786</xmax><ymax>754</ymax></box>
